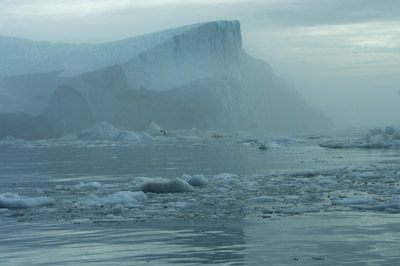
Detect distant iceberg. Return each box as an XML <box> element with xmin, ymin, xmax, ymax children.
<box><xmin>320</xmin><ymin>126</ymin><xmax>400</xmax><ymax>149</ymax></box>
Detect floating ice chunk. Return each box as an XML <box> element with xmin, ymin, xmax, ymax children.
<box><xmin>357</xmin><ymin>172</ymin><xmax>375</xmax><ymax>179</ymax></box>
<box><xmin>321</xmin><ymin>125</ymin><xmax>400</xmax><ymax>149</ymax></box>
<box><xmin>214</xmin><ymin>173</ymin><xmax>239</xmax><ymax>179</ymax></box>
<box><xmin>0</xmin><ymin>193</ymin><xmax>55</xmax><ymax>208</ymax></box>
<box><xmin>370</xmin><ymin>128</ymin><xmax>384</xmax><ymax>136</ymax></box>
<box><xmin>99</xmin><ymin>214</ymin><xmax>131</xmax><ymax>222</ymax></box>
<box><xmin>71</xmin><ymin>218</ymin><xmax>92</xmax><ymax>224</ymax></box>
<box><xmin>249</xmin><ymin>196</ymin><xmax>277</xmax><ymax>202</ymax></box>
<box><xmin>73</xmin><ymin>182</ymin><xmax>103</xmax><ymax>190</ymax></box>
<box><xmin>385</xmin><ymin>126</ymin><xmax>396</xmax><ymax>135</ymax></box>
<box><xmin>290</xmin><ymin>171</ymin><xmax>319</xmax><ymax>177</ymax></box>
<box><xmin>258</xmin><ymin>140</ymin><xmax>281</xmax><ymax>150</ymax></box>
<box><xmin>392</xmin><ymin>132</ymin><xmax>400</xmax><ymax>140</ymax></box>
<box><xmin>213</xmin><ymin>173</ymin><xmax>240</xmax><ymax>184</ymax></box>
<box><xmin>136</xmin><ymin>178</ymin><xmax>195</xmax><ymax>193</ymax></box>
<box><xmin>186</xmin><ymin>174</ymin><xmax>209</xmax><ymax>187</ymax></box>
<box><xmin>332</xmin><ymin>196</ymin><xmax>374</xmax><ymax>206</ymax></box>
<box><xmin>79</xmin><ymin>191</ymin><xmax>147</xmax><ymax>206</ymax></box>
<box><xmin>393</xmin><ymin>187</ymin><xmax>400</xmax><ymax>193</ymax></box>
<box><xmin>317</xmin><ymin>176</ymin><xmax>338</xmax><ymax>185</ymax></box>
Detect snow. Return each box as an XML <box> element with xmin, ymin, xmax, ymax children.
<box><xmin>0</xmin><ymin>193</ymin><xmax>54</xmax><ymax>208</ymax></box>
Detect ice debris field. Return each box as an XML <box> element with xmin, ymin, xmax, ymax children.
<box><xmin>1</xmin><ymin>125</ymin><xmax>400</xmax><ymax>224</ymax></box>
<box><xmin>2</xmin><ymin>159</ymin><xmax>400</xmax><ymax>223</ymax></box>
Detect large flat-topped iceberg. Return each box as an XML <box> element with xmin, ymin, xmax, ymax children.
<box><xmin>1</xmin><ymin>20</ymin><xmax>332</xmax><ymax>136</ymax></box>
<box><xmin>0</xmin><ymin>20</ymin><xmax>240</xmax><ymax>81</ymax></box>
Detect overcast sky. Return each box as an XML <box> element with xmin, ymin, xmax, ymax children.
<box><xmin>1</xmin><ymin>0</ymin><xmax>399</xmax><ymax>128</ymax></box>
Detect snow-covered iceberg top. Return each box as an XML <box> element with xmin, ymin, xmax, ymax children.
<box><xmin>320</xmin><ymin>126</ymin><xmax>400</xmax><ymax>149</ymax></box>
<box><xmin>0</xmin><ymin>20</ymin><xmax>240</xmax><ymax>78</ymax></box>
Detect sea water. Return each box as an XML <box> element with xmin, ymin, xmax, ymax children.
<box><xmin>1</xmin><ymin>133</ymin><xmax>400</xmax><ymax>265</ymax></box>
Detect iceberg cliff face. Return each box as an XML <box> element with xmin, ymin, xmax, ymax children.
<box><xmin>121</xmin><ymin>20</ymin><xmax>242</xmax><ymax>90</ymax></box>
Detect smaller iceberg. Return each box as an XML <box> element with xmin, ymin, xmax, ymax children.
<box><xmin>0</xmin><ymin>193</ymin><xmax>55</xmax><ymax>208</ymax></box>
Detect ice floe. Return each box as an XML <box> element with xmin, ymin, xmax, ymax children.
<box><xmin>0</xmin><ymin>193</ymin><xmax>55</xmax><ymax>209</ymax></box>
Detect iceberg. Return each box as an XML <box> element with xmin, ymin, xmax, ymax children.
<box><xmin>1</xmin><ymin>20</ymin><xmax>332</xmax><ymax>135</ymax></box>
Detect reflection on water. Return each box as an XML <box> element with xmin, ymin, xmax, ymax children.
<box><xmin>0</xmin><ymin>221</ymin><xmax>246</xmax><ymax>266</ymax></box>
<box><xmin>1</xmin><ymin>140</ymin><xmax>399</xmax><ymax>188</ymax></box>
<box><xmin>1</xmin><ymin>212</ymin><xmax>400</xmax><ymax>265</ymax></box>
<box><xmin>243</xmin><ymin>212</ymin><xmax>400</xmax><ymax>265</ymax></box>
